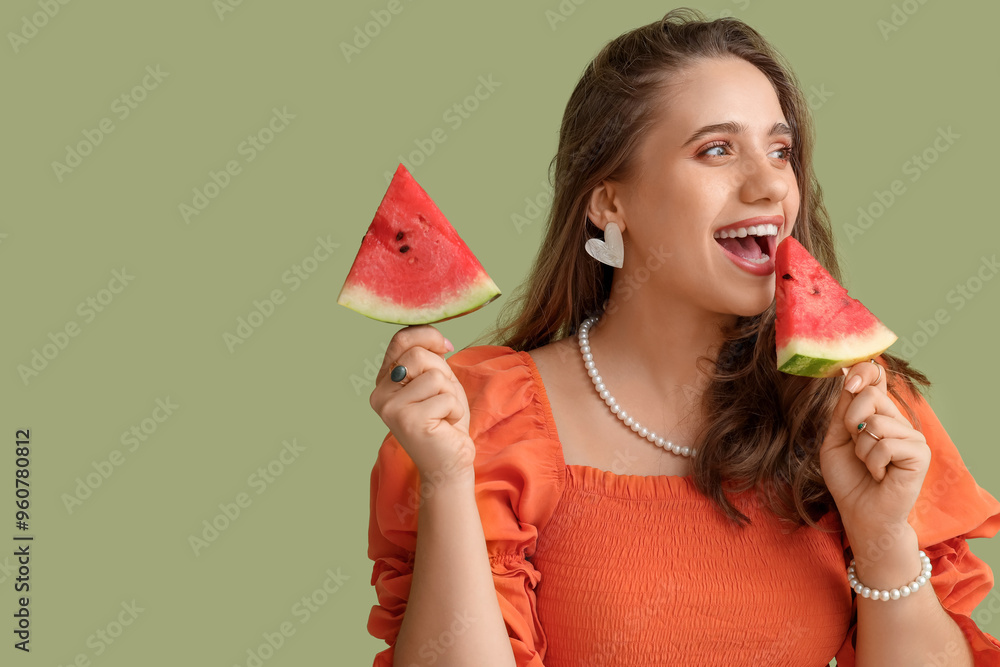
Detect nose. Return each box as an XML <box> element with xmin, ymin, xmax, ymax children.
<box><xmin>738</xmin><ymin>151</ymin><xmax>791</xmax><ymax>204</ymax></box>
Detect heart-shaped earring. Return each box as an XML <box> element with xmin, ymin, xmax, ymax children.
<box><xmin>584</xmin><ymin>221</ymin><xmax>624</xmax><ymax>268</ymax></box>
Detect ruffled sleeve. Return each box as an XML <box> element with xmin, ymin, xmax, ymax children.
<box><xmin>835</xmin><ymin>370</ymin><xmax>1000</xmax><ymax>666</ymax></box>
<box><xmin>366</xmin><ymin>345</ymin><xmax>565</xmax><ymax>666</ymax></box>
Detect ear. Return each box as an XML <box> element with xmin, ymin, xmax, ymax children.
<box><xmin>586</xmin><ymin>180</ymin><xmax>627</xmax><ymax>234</ymax></box>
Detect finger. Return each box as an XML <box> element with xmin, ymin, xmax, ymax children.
<box><xmin>851</xmin><ymin>413</ymin><xmax>907</xmax><ymax>463</ymax></box>
<box><xmin>419</xmin><ymin>392</ymin><xmax>466</xmax><ymax>428</ymax></box>
<box><xmin>394</xmin><ymin>386</ymin><xmax>465</xmax><ymax>440</ymax></box>
<box><xmin>842</xmin><ymin>356</ymin><xmax>887</xmax><ymax>395</ymax></box>
<box><xmin>377</xmin><ymin>325</ymin><xmax>454</xmax><ymax>385</ymax></box>
<box><xmin>843</xmin><ymin>385</ymin><xmax>906</xmax><ymax>432</ymax></box>
<box><xmin>372</xmin><ymin>346</ymin><xmax>451</xmax><ymax>413</ymax></box>
<box><xmin>855</xmin><ymin>432</ymin><xmax>928</xmax><ymax>483</ymax></box>
<box><xmin>387</xmin><ymin>366</ymin><xmax>452</xmax><ymax>406</ymax></box>
<box><xmin>383</xmin><ymin>345</ymin><xmax>458</xmax><ymax>392</ymax></box>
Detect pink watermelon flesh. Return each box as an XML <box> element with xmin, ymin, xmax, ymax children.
<box><xmin>775</xmin><ymin>237</ymin><xmax>896</xmax><ymax>377</ymax></box>
<box><xmin>337</xmin><ymin>164</ymin><xmax>501</xmax><ymax>325</ymax></box>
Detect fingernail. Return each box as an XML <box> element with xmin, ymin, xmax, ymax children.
<box><xmin>846</xmin><ymin>376</ymin><xmax>862</xmax><ymax>393</ymax></box>
<box><xmin>444</xmin><ymin>338</ymin><xmax>454</xmax><ymax>352</ymax></box>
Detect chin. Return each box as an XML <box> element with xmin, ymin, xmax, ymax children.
<box><xmin>731</xmin><ymin>294</ymin><xmax>774</xmax><ymax>318</ymax></box>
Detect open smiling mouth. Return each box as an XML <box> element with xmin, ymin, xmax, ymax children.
<box><xmin>713</xmin><ymin>223</ymin><xmax>778</xmax><ymax>264</ymax></box>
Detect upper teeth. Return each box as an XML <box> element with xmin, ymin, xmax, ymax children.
<box><xmin>713</xmin><ymin>223</ymin><xmax>779</xmax><ymax>239</ymax></box>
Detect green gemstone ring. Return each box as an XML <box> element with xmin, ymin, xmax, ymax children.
<box><xmin>390</xmin><ymin>364</ymin><xmax>407</xmax><ymax>383</ymax></box>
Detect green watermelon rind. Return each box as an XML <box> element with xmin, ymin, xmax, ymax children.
<box><xmin>776</xmin><ymin>325</ymin><xmax>898</xmax><ymax>377</ymax></box>
<box><xmin>337</xmin><ymin>274</ymin><xmax>501</xmax><ymax>325</ymax></box>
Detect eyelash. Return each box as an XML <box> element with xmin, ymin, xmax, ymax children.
<box><xmin>699</xmin><ymin>140</ymin><xmax>795</xmax><ymax>162</ymax></box>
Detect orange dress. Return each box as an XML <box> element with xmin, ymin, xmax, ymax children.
<box><xmin>367</xmin><ymin>345</ymin><xmax>1000</xmax><ymax>666</ymax></box>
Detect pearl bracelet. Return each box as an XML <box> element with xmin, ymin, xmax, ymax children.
<box><xmin>847</xmin><ymin>550</ymin><xmax>933</xmax><ymax>601</ymax></box>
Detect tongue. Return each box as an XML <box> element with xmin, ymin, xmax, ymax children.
<box><xmin>718</xmin><ymin>236</ymin><xmax>763</xmax><ymax>260</ymax></box>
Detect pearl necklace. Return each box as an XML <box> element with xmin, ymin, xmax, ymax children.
<box><xmin>577</xmin><ymin>315</ymin><xmax>697</xmax><ymax>458</ymax></box>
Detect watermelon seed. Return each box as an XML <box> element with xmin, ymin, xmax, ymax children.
<box><xmin>399</xmin><ymin>245</ymin><xmax>410</xmax><ymax>253</ymax></box>
<box><xmin>396</xmin><ymin>231</ymin><xmax>405</xmax><ymax>241</ymax></box>
<box><xmin>782</xmin><ymin>273</ymin><xmax>792</xmax><ymax>280</ymax></box>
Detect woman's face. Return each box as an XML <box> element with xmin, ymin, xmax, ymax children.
<box><xmin>600</xmin><ymin>56</ymin><xmax>800</xmax><ymax>318</ymax></box>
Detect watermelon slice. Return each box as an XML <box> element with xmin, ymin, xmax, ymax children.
<box><xmin>337</xmin><ymin>164</ymin><xmax>501</xmax><ymax>325</ymax></box>
<box><xmin>774</xmin><ymin>237</ymin><xmax>897</xmax><ymax>377</ymax></box>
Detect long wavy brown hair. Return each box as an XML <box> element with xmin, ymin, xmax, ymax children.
<box><xmin>472</xmin><ymin>7</ymin><xmax>931</xmax><ymax>528</ymax></box>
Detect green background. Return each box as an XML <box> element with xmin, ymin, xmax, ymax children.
<box><xmin>2</xmin><ymin>0</ymin><xmax>998</xmax><ymax>665</ymax></box>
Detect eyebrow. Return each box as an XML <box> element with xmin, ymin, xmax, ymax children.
<box><xmin>681</xmin><ymin>120</ymin><xmax>793</xmax><ymax>147</ymax></box>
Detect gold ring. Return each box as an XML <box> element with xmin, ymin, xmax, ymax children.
<box><xmin>870</xmin><ymin>359</ymin><xmax>883</xmax><ymax>385</ymax></box>
<box><xmin>857</xmin><ymin>420</ymin><xmax>882</xmax><ymax>441</ymax></box>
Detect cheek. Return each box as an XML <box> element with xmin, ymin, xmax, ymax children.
<box><xmin>779</xmin><ymin>180</ymin><xmax>800</xmax><ymax>227</ymax></box>
<box><xmin>788</xmin><ymin>175</ymin><xmax>801</xmax><ymax>210</ymax></box>
<box><xmin>653</xmin><ymin>167</ymin><xmax>715</xmax><ymax>207</ymax></box>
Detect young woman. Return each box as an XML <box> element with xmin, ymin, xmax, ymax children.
<box><xmin>366</xmin><ymin>9</ymin><xmax>1000</xmax><ymax>666</ymax></box>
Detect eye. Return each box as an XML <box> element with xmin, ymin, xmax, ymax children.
<box><xmin>698</xmin><ymin>141</ymin><xmax>795</xmax><ymax>161</ymax></box>
<box><xmin>770</xmin><ymin>144</ymin><xmax>795</xmax><ymax>161</ymax></box>
<box><xmin>699</xmin><ymin>140</ymin><xmax>731</xmax><ymax>157</ymax></box>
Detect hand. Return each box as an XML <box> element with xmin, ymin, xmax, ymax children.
<box><xmin>819</xmin><ymin>359</ymin><xmax>931</xmax><ymax>536</ymax></box>
<box><xmin>369</xmin><ymin>325</ymin><xmax>476</xmax><ymax>485</ymax></box>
